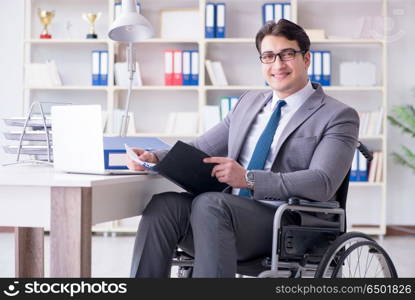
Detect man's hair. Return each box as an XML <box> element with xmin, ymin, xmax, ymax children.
<box><xmin>255</xmin><ymin>19</ymin><xmax>310</xmax><ymax>54</ymax></box>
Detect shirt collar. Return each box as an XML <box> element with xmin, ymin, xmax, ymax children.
<box><xmin>271</xmin><ymin>80</ymin><xmax>315</xmax><ymax>111</ymax></box>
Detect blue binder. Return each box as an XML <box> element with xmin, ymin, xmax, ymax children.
<box><xmin>350</xmin><ymin>150</ymin><xmax>358</xmax><ymax>181</ymax></box>
<box><xmin>103</xmin><ymin>137</ymin><xmax>171</xmax><ymax>169</ymax></box>
<box><xmin>205</xmin><ymin>3</ymin><xmax>215</xmax><ymax>38</ymax></box>
<box><xmin>313</xmin><ymin>51</ymin><xmax>322</xmax><ymax>84</ymax></box>
<box><xmin>308</xmin><ymin>50</ymin><xmax>314</xmax><ymax>82</ymax></box>
<box><xmin>357</xmin><ymin>152</ymin><xmax>368</xmax><ymax>181</ymax></box>
<box><xmin>282</xmin><ymin>3</ymin><xmax>291</xmax><ymax>21</ymax></box>
<box><xmin>92</xmin><ymin>50</ymin><xmax>100</xmax><ymax>86</ymax></box>
<box><xmin>99</xmin><ymin>50</ymin><xmax>109</xmax><ymax>86</ymax></box>
<box><xmin>322</xmin><ymin>50</ymin><xmax>331</xmax><ymax>86</ymax></box>
<box><xmin>262</xmin><ymin>3</ymin><xmax>274</xmax><ymax>24</ymax></box>
<box><xmin>215</xmin><ymin>3</ymin><xmax>226</xmax><ymax>38</ymax></box>
<box><xmin>182</xmin><ymin>50</ymin><xmax>191</xmax><ymax>85</ymax></box>
<box><xmin>190</xmin><ymin>50</ymin><xmax>199</xmax><ymax>85</ymax></box>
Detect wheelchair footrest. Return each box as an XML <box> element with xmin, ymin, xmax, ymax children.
<box><xmin>278</xmin><ymin>226</ymin><xmax>340</xmax><ymax>262</ymax></box>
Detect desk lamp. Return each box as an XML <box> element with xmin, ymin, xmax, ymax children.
<box><xmin>108</xmin><ymin>0</ymin><xmax>154</xmax><ymax>136</ymax></box>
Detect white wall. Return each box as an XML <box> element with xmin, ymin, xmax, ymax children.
<box><xmin>0</xmin><ymin>0</ymin><xmax>414</xmax><ymax>225</ymax></box>
<box><xmin>386</xmin><ymin>0</ymin><xmax>415</xmax><ymax>225</ymax></box>
<box><xmin>0</xmin><ymin>0</ymin><xmax>24</xmax><ymax>165</ymax></box>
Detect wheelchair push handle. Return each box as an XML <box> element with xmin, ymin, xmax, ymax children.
<box><xmin>357</xmin><ymin>141</ymin><xmax>373</xmax><ymax>162</ymax></box>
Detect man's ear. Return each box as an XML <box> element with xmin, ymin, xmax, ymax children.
<box><xmin>304</xmin><ymin>51</ymin><xmax>311</xmax><ymax>68</ymax></box>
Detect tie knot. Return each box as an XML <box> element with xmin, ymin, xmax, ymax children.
<box><xmin>277</xmin><ymin>99</ymin><xmax>287</xmax><ymax>107</ymax></box>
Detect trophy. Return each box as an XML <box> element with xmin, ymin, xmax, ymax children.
<box><xmin>37</xmin><ymin>9</ymin><xmax>55</xmax><ymax>39</ymax></box>
<box><xmin>82</xmin><ymin>12</ymin><xmax>102</xmax><ymax>39</ymax></box>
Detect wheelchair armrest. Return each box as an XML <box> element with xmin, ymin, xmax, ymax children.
<box><xmin>288</xmin><ymin>197</ymin><xmax>339</xmax><ymax>209</ymax></box>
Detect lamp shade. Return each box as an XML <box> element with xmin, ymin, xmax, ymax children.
<box><xmin>108</xmin><ymin>0</ymin><xmax>154</xmax><ymax>42</ymax></box>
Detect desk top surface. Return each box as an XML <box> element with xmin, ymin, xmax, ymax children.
<box><xmin>0</xmin><ymin>164</ymin><xmax>157</xmax><ymax>187</ymax></box>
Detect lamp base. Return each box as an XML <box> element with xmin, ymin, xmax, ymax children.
<box><xmin>86</xmin><ymin>33</ymin><xmax>98</xmax><ymax>39</ymax></box>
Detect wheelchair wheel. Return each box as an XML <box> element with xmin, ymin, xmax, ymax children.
<box><xmin>315</xmin><ymin>232</ymin><xmax>397</xmax><ymax>278</ymax></box>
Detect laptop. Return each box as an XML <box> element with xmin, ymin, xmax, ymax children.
<box><xmin>51</xmin><ymin>105</ymin><xmax>163</xmax><ymax>175</ymax></box>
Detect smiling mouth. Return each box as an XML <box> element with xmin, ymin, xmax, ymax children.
<box><xmin>271</xmin><ymin>72</ymin><xmax>291</xmax><ymax>80</ymax></box>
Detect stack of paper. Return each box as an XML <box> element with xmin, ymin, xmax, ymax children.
<box><xmin>25</xmin><ymin>60</ymin><xmax>62</xmax><ymax>87</ymax></box>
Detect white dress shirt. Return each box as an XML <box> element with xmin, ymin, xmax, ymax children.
<box><xmin>233</xmin><ymin>80</ymin><xmax>315</xmax><ymax>195</ymax></box>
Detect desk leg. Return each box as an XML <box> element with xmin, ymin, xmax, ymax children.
<box><xmin>15</xmin><ymin>227</ymin><xmax>44</xmax><ymax>277</ymax></box>
<box><xmin>50</xmin><ymin>187</ymin><xmax>92</xmax><ymax>277</ymax></box>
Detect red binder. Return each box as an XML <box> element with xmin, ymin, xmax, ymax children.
<box><xmin>164</xmin><ymin>50</ymin><xmax>174</xmax><ymax>85</ymax></box>
<box><xmin>172</xmin><ymin>50</ymin><xmax>183</xmax><ymax>85</ymax></box>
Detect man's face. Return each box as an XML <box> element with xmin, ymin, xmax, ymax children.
<box><xmin>260</xmin><ymin>35</ymin><xmax>310</xmax><ymax>98</ymax></box>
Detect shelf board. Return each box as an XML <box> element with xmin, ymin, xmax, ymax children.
<box><xmin>203</xmin><ymin>38</ymin><xmax>384</xmax><ymax>45</ymax></box>
<box><xmin>311</xmin><ymin>38</ymin><xmax>384</xmax><ymax>44</ymax></box>
<box><xmin>324</xmin><ymin>86</ymin><xmax>384</xmax><ymax>92</ymax></box>
<box><xmin>349</xmin><ymin>182</ymin><xmax>383</xmax><ymax>187</ymax></box>
<box><xmin>26</xmin><ymin>39</ymin><xmax>109</xmax><ymax>44</ymax></box>
<box><xmin>114</xmin><ymin>86</ymin><xmax>199</xmax><ymax>91</ymax></box>
<box><xmin>204</xmin><ymin>85</ymin><xmax>269</xmax><ymax>90</ymax></box>
<box><xmin>359</xmin><ymin>135</ymin><xmax>384</xmax><ymax>140</ymax></box>
<box><xmin>134</xmin><ymin>38</ymin><xmax>199</xmax><ymax>44</ymax></box>
<box><xmin>25</xmin><ymin>86</ymin><xmax>108</xmax><ymax>91</ymax></box>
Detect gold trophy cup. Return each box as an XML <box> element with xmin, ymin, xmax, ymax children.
<box><xmin>82</xmin><ymin>12</ymin><xmax>102</xmax><ymax>39</ymax></box>
<box><xmin>38</xmin><ymin>9</ymin><xmax>55</xmax><ymax>39</ymax></box>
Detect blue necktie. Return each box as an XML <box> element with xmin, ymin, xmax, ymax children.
<box><xmin>239</xmin><ymin>100</ymin><xmax>287</xmax><ymax>197</ymax></box>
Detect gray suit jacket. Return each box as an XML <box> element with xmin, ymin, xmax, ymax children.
<box><xmin>155</xmin><ymin>83</ymin><xmax>359</xmax><ymax>206</ymax></box>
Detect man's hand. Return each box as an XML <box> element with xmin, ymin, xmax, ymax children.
<box><xmin>203</xmin><ymin>157</ymin><xmax>248</xmax><ymax>188</ymax></box>
<box><xmin>126</xmin><ymin>148</ymin><xmax>159</xmax><ymax>171</ymax></box>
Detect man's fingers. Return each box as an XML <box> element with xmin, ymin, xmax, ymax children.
<box><xmin>132</xmin><ymin>148</ymin><xmax>145</xmax><ymax>155</ymax></box>
<box><xmin>203</xmin><ymin>157</ymin><xmax>229</xmax><ymax>164</ymax></box>
<box><xmin>126</xmin><ymin>160</ymin><xmax>146</xmax><ymax>171</ymax></box>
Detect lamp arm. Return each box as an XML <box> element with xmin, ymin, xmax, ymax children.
<box><xmin>119</xmin><ymin>42</ymin><xmax>135</xmax><ymax>136</ymax></box>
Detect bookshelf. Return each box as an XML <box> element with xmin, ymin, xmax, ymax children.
<box><xmin>22</xmin><ymin>0</ymin><xmax>388</xmax><ymax>236</ymax></box>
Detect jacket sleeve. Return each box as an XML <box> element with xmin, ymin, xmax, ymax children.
<box><xmin>251</xmin><ymin>106</ymin><xmax>360</xmax><ymax>202</ymax></box>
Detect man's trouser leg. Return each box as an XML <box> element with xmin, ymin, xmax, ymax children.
<box><xmin>130</xmin><ymin>192</ymin><xmax>193</xmax><ymax>278</ymax></box>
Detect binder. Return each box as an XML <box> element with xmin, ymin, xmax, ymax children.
<box><xmin>220</xmin><ymin>97</ymin><xmax>230</xmax><ymax>120</ymax></box>
<box><xmin>358</xmin><ymin>152</ymin><xmax>368</xmax><ymax>181</ymax></box>
<box><xmin>99</xmin><ymin>50</ymin><xmax>108</xmax><ymax>86</ymax></box>
<box><xmin>308</xmin><ymin>50</ymin><xmax>314</xmax><ymax>82</ymax></box>
<box><xmin>274</xmin><ymin>3</ymin><xmax>283</xmax><ymax>23</ymax></box>
<box><xmin>103</xmin><ymin>136</ymin><xmax>171</xmax><ymax>170</ymax></box>
<box><xmin>151</xmin><ymin>141</ymin><xmax>228</xmax><ymax>195</ymax></box>
<box><xmin>182</xmin><ymin>50</ymin><xmax>191</xmax><ymax>85</ymax></box>
<box><xmin>190</xmin><ymin>50</ymin><xmax>199</xmax><ymax>85</ymax></box>
<box><xmin>164</xmin><ymin>50</ymin><xmax>174</xmax><ymax>85</ymax></box>
<box><xmin>282</xmin><ymin>3</ymin><xmax>291</xmax><ymax>21</ymax></box>
<box><xmin>92</xmin><ymin>50</ymin><xmax>100</xmax><ymax>86</ymax></box>
<box><xmin>322</xmin><ymin>51</ymin><xmax>331</xmax><ymax>86</ymax></box>
<box><xmin>350</xmin><ymin>150</ymin><xmax>358</xmax><ymax>181</ymax></box>
<box><xmin>205</xmin><ymin>3</ymin><xmax>215</xmax><ymax>38</ymax></box>
<box><xmin>313</xmin><ymin>51</ymin><xmax>322</xmax><ymax>84</ymax></box>
<box><xmin>262</xmin><ymin>3</ymin><xmax>274</xmax><ymax>24</ymax></box>
<box><xmin>173</xmin><ymin>50</ymin><xmax>183</xmax><ymax>85</ymax></box>
<box><xmin>230</xmin><ymin>97</ymin><xmax>239</xmax><ymax>110</ymax></box>
<box><xmin>215</xmin><ymin>3</ymin><xmax>226</xmax><ymax>38</ymax></box>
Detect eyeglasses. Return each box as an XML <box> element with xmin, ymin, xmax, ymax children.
<box><xmin>259</xmin><ymin>48</ymin><xmax>306</xmax><ymax>64</ymax></box>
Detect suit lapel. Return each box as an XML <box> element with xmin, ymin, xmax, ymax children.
<box><xmin>230</xmin><ymin>90</ymin><xmax>272</xmax><ymax>160</ymax></box>
<box><xmin>272</xmin><ymin>85</ymin><xmax>326</xmax><ymax>164</ymax></box>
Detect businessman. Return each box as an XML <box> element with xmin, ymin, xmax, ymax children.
<box><xmin>127</xmin><ymin>19</ymin><xmax>359</xmax><ymax>278</ymax></box>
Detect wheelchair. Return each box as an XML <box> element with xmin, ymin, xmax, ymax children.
<box><xmin>171</xmin><ymin>142</ymin><xmax>398</xmax><ymax>278</ymax></box>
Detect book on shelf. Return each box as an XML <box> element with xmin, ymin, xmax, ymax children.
<box><xmin>350</xmin><ymin>150</ymin><xmax>383</xmax><ymax>183</ymax></box>
<box><xmin>205</xmin><ymin>3</ymin><xmax>226</xmax><ymax>38</ymax></box>
<box><xmin>114</xmin><ymin>62</ymin><xmax>143</xmax><ymax>87</ymax></box>
<box><xmin>205</xmin><ymin>60</ymin><xmax>228</xmax><ymax>86</ymax></box>
<box><xmin>358</xmin><ymin>108</ymin><xmax>383</xmax><ymax>137</ymax></box>
<box><xmin>91</xmin><ymin>50</ymin><xmax>108</xmax><ymax>86</ymax></box>
<box><xmin>220</xmin><ymin>96</ymin><xmax>239</xmax><ymax>120</ymax></box>
<box><xmin>262</xmin><ymin>3</ymin><xmax>292</xmax><ymax>24</ymax></box>
<box><xmin>112</xmin><ymin>109</ymin><xmax>136</xmax><ymax>135</ymax></box>
<box><xmin>309</xmin><ymin>50</ymin><xmax>331</xmax><ymax>86</ymax></box>
<box><xmin>25</xmin><ymin>60</ymin><xmax>62</xmax><ymax>87</ymax></box>
<box><xmin>165</xmin><ymin>50</ymin><xmax>199</xmax><ymax>86</ymax></box>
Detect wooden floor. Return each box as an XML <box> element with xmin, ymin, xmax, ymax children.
<box><xmin>0</xmin><ymin>233</ymin><xmax>414</xmax><ymax>277</ymax></box>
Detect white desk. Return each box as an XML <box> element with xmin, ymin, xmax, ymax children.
<box><xmin>0</xmin><ymin>164</ymin><xmax>179</xmax><ymax>277</ymax></box>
